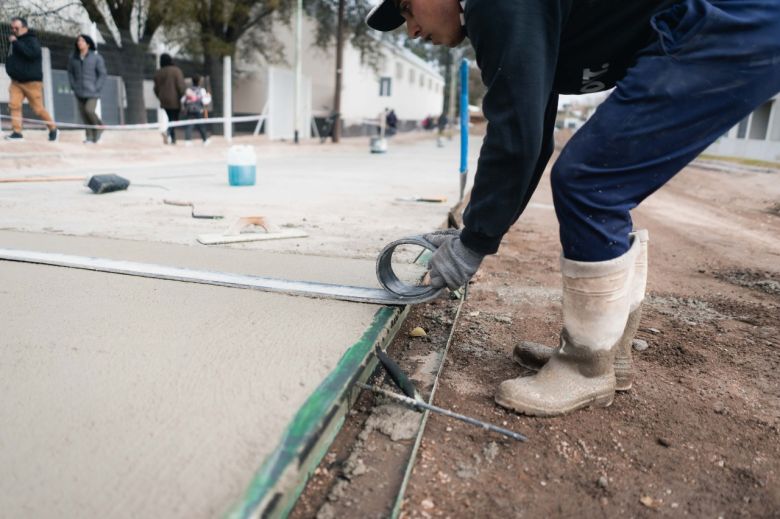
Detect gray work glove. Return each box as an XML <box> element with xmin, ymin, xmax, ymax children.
<box><xmin>424</xmin><ymin>230</ymin><xmax>484</xmax><ymax>290</ymax></box>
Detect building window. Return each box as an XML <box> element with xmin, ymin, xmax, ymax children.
<box><xmin>736</xmin><ymin>117</ymin><xmax>749</xmax><ymax>139</ymax></box>
<box><xmin>419</xmin><ymin>74</ymin><xmax>424</xmax><ymax>87</ymax></box>
<box><xmin>770</xmin><ymin>101</ymin><xmax>780</xmax><ymax>141</ymax></box>
<box><xmin>748</xmin><ymin>101</ymin><xmax>772</xmax><ymax>140</ymax></box>
<box><xmin>409</xmin><ymin>69</ymin><xmax>415</xmax><ymax>84</ymax></box>
<box><xmin>428</xmin><ymin>78</ymin><xmax>433</xmax><ymax>90</ymax></box>
<box><xmin>379</xmin><ymin>77</ymin><xmax>392</xmax><ymax>97</ymax></box>
<box><xmin>396</xmin><ymin>62</ymin><xmax>403</xmax><ymax>80</ymax></box>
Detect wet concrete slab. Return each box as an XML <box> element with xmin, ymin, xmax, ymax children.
<box><xmin>0</xmin><ymin>135</ymin><xmax>479</xmax><ymax>517</ymax></box>
<box><xmin>0</xmin><ymin>231</ymin><xmax>386</xmax><ymax>518</ymax></box>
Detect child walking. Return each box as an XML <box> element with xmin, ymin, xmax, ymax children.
<box><xmin>181</xmin><ymin>75</ymin><xmax>211</xmax><ymax>146</ymax></box>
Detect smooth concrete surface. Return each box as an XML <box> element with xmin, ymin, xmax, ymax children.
<box><xmin>0</xmin><ymin>231</ymin><xmax>381</xmax><ymax>518</ymax></box>
<box><xmin>0</xmin><ymin>135</ymin><xmax>480</xmax><ymax>517</ymax></box>
<box><xmin>0</xmin><ymin>135</ymin><xmax>479</xmax><ymax>259</ymax></box>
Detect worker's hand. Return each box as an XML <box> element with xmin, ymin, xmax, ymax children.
<box><xmin>423</xmin><ymin>230</ymin><xmax>484</xmax><ymax>290</ymax></box>
<box><xmin>9</xmin><ymin>35</ymin><xmax>16</xmax><ymax>42</ymax></box>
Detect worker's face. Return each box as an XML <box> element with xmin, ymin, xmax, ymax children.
<box><xmin>10</xmin><ymin>20</ymin><xmax>27</xmax><ymax>37</ymax></box>
<box><xmin>76</xmin><ymin>37</ymin><xmax>88</xmax><ymax>53</ymax></box>
<box><xmin>398</xmin><ymin>0</ymin><xmax>465</xmax><ymax>47</ymax></box>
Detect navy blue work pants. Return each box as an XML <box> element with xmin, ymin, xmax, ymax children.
<box><xmin>552</xmin><ymin>0</ymin><xmax>780</xmax><ymax>262</ymax></box>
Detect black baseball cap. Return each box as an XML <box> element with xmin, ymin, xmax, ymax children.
<box><xmin>366</xmin><ymin>0</ymin><xmax>405</xmax><ymax>32</ymax></box>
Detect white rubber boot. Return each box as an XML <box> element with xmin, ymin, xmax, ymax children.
<box><xmin>512</xmin><ymin>230</ymin><xmax>649</xmax><ymax>391</ymax></box>
<box><xmin>495</xmin><ymin>237</ymin><xmax>640</xmax><ymax>416</ymax></box>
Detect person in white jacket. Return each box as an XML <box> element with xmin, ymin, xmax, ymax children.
<box><xmin>181</xmin><ymin>74</ymin><xmax>212</xmax><ymax>146</ymax></box>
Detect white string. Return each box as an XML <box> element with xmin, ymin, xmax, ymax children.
<box><xmin>0</xmin><ymin>113</ymin><xmax>266</xmax><ymax>131</ymax></box>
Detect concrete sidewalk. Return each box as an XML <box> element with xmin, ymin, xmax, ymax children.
<box><xmin>0</xmin><ymin>133</ymin><xmax>479</xmax><ymax>518</ymax></box>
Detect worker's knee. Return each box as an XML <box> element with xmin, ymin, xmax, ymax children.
<box><xmin>550</xmin><ymin>151</ymin><xmax>583</xmax><ymax>205</ymax></box>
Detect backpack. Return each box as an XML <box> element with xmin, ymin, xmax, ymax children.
<box><xmin>183</xmin><ymin>87</ymin><xmax>206</xmax><ymax>114</ymax></box>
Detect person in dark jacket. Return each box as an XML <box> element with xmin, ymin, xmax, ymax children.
<box><xmin>67</xmin><ymin>34</ymin><xmax>107</xmax><ymax>144</ymax></box>
<box><xmin>4</xmin><ymin>16</ymin><xmax>58</xmax><ymax>142</ymax></box>
<box><xmin>153</xmin><ymin>53</ymin><xmax>185</xmax><ymax>144</ymax></box>
<box><xmin>385</xmin><ymin>108</ymin><xmax>398</xmax><ymax>137</ymax></box>
<box><xmin>367</xmin><ymin>0</ymin><xmax>780</xmax><ymax>417</ymax></box>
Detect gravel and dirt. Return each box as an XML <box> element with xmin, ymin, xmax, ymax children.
<box><xmin>293</xmin><ymin>139</ymin><xmax>780</xmax><ymax>518</ymax></box>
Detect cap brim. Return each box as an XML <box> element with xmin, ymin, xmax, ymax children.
<box><xmin>366</xmin><ymin>0</ymin><xmax>405</xmax><ymax>32</ymax></box>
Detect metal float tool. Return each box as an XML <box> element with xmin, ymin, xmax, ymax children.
<box><xmin>0</xmin><ymin>236</ymin><xmax>443</xmax><ymax>305</ymax></box>
<box><xmin>163</xmin><ymin>199</ymin><xmax>224</xmax><ymax>219</ymax></box>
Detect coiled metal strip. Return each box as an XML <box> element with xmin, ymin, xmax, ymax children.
<box><xmin>0</xmin><ymin>238</ymin><xmax>443</xmax><ymax>305</ymax></box>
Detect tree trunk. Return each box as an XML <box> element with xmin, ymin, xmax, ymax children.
<box><xmin>122</xmin><ymin>41</ymin><xmax>149</xmax><ymax>124</ymax></box>
<box><xmin>204</xmin><ymin>53</ymin><xmax>225</xmax><ymax>131</ymax></box>
<box><xmin>203</xmin><ymin>52</ymin><xmax>225</xmax><ymax>135</ymax></box>
<box><xmin>332</xmin><ymin>0</ymin><xmax>346</xmax><ymax>143</ymax></box>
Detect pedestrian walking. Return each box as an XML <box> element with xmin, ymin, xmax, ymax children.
<box><xmin>4</xmin><ymin>16</ymin><xmax>59</xmax><ymax>142</ymax></box>
<box><xmin>67</xmin><ymin>34</ymin><xmax>106</xmax><ymax>144</ymax></box>
<box><xmin>367</xmin><ymin>0</ymin><xmax>780</xmax><ymax>417</ymax></box>
<box><xmin>385</xmin><ymin>108</ymin><xmax>398</xmax><ymax>137</ymax></box>
<box><xmin>436</xmin><ymin>112</ymin><xmax>448</xmax><ymax>134</ymax></box>
<box><xmin>153</xmin><ymin>53</ymin><xmax>185</xmax><ymax>145</ymax></box>
<box><xmin>181</xmin><ymin>75</ymin><xmax>211</xmax><ymax>146</ymax></box>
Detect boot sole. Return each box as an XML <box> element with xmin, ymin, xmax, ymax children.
<box><xmin>495</xmin><ymin>391</ymin><xmax>614</xmax><ymax>418</ymax></box>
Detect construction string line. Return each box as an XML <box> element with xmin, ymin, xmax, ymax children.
<box><xmin>0</xmin><ymin>113</ymin><xmax>266</xmax><ymax>131</ymax></box>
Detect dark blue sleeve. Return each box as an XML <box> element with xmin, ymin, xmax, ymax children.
<box><xmin>460</xmin><ymin>0</ymin><xmax>569</xmax><ymax>255</ymax></box>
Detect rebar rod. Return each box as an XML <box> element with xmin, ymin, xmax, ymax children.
<box><xmin>356</xmin><ymin>382</ymin><xmax>527</xmax><ymax>442</ymax></box>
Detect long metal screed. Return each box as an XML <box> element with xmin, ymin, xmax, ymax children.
<box><xmin>0</xmin><ymin>236</ymin><xmax>444</xmax><ymax>305</ymax></box>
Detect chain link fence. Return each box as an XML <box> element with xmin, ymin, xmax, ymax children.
<box><xmin>0</xmin><ymin>22</ymin><xmax>12</xmax><ymax>61</ymax></box>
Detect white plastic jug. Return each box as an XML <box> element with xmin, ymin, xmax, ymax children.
<box><xmin>227</xmin><ymin>145</ymin><xmax>257</xmax><ymax>186</ymax></box>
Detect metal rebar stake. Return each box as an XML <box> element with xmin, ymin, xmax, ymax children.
<box><xmin>356</xmin><ymin>382</ymin><xmax>527</xmax><ymax>442</ymax></box>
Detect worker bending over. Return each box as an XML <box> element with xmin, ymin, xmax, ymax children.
<box><xmin>367</xmin><ymin>0</ymin><xmax>780</xmax><ymax>416</ymax></box>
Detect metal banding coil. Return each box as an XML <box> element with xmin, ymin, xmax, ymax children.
<box><xmin>0</xmin><ymin>237</ymin><xmax>445</xmax><ymax>305</ymax></box>
<box><xmin>375</xmin><ymin>235</ymin><xmax>443</xmax><ymax>302</ymax></box>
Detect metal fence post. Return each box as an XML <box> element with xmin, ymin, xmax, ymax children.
<box><xmin>224</xmin><ymin>55</ymin><xmax>232</xmax><ymax>143</ymax></box>
<box><xmin>42</xmin><ymin>47</ymin><xmax>55</xmax><ymax>121</ymax></box>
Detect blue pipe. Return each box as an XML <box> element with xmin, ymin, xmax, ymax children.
<box><xmin>459</xmin><ymin>58</ymin><xmax>469</xmax><ymax>200</ymax></box>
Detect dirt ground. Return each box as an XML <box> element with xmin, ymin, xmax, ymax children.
<box><xmin>293</xmin><ymin>146</ymin><xmax>780</xmax><ymax>517</ymax></box>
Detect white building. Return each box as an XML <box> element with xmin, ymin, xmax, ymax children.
<box><xmin>706</xmin><ymin>93</ymin><xmax>780</xmax><ymax>163</ymax></box>
<box><xmin>2</xmin><ymin>4</ymin><xmax>444</xmax><ymax>138</ymax></box>
<box><xmin>234</xmin><ymin>16</ymin><xmax>444</xmax><ymax>138</ymax></box>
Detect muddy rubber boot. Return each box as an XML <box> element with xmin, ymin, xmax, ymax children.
<box><xmin>511</xmin><ymin>341</ymin><xmax>553</xmax><ymax>371</ymax></box>
<box><xmin>511</xmin><ymin>230</ymin><xmax>649</xmax><ymax>391</ymax></box>
<box><xmin>495</xmin><ymin>238</ymin><xmax>640</xmax><ymax>417</ymax></box>
<box><xmin>610</xmin><ymin>228</ymin><xmax>648</xmax><ymax>391</ymax></box>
